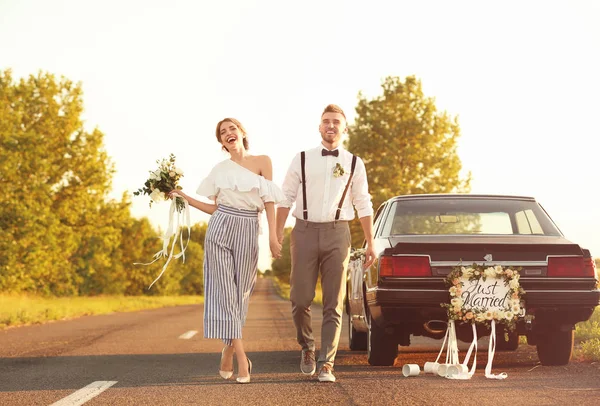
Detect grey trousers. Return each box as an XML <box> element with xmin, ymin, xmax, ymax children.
<box><xmin>290</xmin><ymin>219</ymin><xmax>351</xmax><ymax>369</ymax></box>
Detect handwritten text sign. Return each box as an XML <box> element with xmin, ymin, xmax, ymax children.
<box><xmin>460</xmin><ymin>276</ymin><xmax>510</xmax><ymax>312</ymax></box>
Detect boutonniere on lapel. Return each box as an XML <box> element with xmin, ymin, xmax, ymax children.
<box><xmin>333</xmin><ymin>163</ymin><xmax>345</xmax><ymax>178</ymax></box>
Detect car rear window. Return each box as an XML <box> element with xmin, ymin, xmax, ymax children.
<box><xmin>380</xmin><ymin>198</ymin><xmax>562</xmax><ymax>236</ymax></box>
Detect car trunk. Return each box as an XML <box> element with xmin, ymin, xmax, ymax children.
<box><xmin>379</xmin><ymin>235</ymin><xmax>597</xmax><ymax>298</ymax></box>
<box><xmin>385</xmin><ymin>235</ymin><xmax>582</xmax><ymax>275</ymax></box>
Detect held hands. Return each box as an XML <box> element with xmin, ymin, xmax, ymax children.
<box><xmin>270</xmin><ymin>237</ymin><xmax>282</xmax><ymax>259</ymax></box>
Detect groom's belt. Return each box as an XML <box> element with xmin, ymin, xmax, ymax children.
<box><xmin>295</xmin><ymin>219</ymin><xmax>349</xmax><ymax>229</ymax></box>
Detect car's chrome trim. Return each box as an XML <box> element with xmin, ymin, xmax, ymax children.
<box><xmin>430</xmin><ymin>260</ymin><xmax>548</xmax><ymax>267</ymax></box>
<box><xmin>521</xmin><ymin>290</ymin><xmax>599</xmax><ymax>293</ymax></box>
<box><xmin>367</xmin><ymin>286</ymin><xmax>598</xmax><ymax>293</ymax></box>
<box><xmin>366</xmin><ymin>287</ymin><xmax>448</xmax><ymax>293</ymax></box>
<box><xmin>519</xmin><ymin>277</ymin><xmax>598</xmax><ymax>282</ymax></box>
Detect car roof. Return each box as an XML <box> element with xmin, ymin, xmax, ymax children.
<box><xmin>387</xmin><ymin>193</ymin><xmax>537</xmax><ymax>203</ymax></box>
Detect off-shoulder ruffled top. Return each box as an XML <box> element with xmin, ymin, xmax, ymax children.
<box><xmin>196</xmin><ymin>159</ymin><xmax>285</xmax><ymax>211</ymax></box>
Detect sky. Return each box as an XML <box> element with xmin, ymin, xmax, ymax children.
<box><xmin>1</xmin><ymin>0</ymin><xmax>599</xmax><ymax>270</ymax></box>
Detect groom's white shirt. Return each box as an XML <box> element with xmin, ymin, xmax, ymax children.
<box><xmin>279</xmin><ymin>144</ymin><xmax>373</xmax><ymax>223</ymax></box>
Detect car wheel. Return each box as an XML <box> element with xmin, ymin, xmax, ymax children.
<box><xmin>367</xmin><ymin>314</ymin><xmax>398</xmax><ymax>366</ymax></box>
<box><xmin>495</xmin><ymin>328</ymin><xmax>519</xmax><ymax>351</ymax></box>
<box><xmin>536</xmin><ymin>329</ymin><xmax>574</xmax><ymax>366</ymax></box>
<box><xmin>348</xmin><ymin>312</ymin><xmax>368</xmax><ymax>351</ymax></box>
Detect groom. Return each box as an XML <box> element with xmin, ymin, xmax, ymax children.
<box><xmin>276</xmin><ymin>104</ymin><xmax>376</xmax><ymax>382</ymax></box>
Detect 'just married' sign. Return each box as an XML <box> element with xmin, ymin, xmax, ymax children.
<box><xmin>444</xmin><ymin>264</ymin><xmax>524</xmax><ymax>325</ymax></box>
<box><xmin>459</xmin><ymin>276</ymin><xmax>510</xmax><ymax>312</ymax></box>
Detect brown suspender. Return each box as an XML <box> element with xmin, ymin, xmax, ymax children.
<box><xmin>300</xmin><ymin>151</ymin><xmax>357</xmax><ymax>221</ymax></box>
<box><xmin>336</xmin><ymin>155</ymin><xmax>357</xmax><ymax>220</ymax></box>
<box><xmin>301</xmin><ymin>151</ymin><xmax>308</xmax><ymax>220</ymax></box>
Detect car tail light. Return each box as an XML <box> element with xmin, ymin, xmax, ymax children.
<box><xmin>547</xmin><ymin>256</ymin><xmax>595</xmax><ymax>277</ymax></box>
<box><xmin>379</xmin><ymin>255</ymin><xmax>432</xmax><ymax>277</ymax></box>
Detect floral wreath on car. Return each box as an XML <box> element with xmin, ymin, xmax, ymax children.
<box><xmin>441</xmin><ymin>263</ymin><xmax>525</xmax><ymax>331</ymax></box>
<box><xmin>417</xmin><ymin>263</ymin><xmax>527</xmax><ymax>380</ymax></box>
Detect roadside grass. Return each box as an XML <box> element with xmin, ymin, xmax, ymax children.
<box><xmin>0</xmin><ymin>294</ymin><xmax>203</xmax><ymax>329</ymax></box>
<box><xmin>574</xmin><ymin>306</ymin><xmax>600</xmax><ymax>361</ymax></box>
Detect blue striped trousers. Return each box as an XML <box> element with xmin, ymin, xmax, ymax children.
<box><xmin>203</xmin><ymin>205</ymin><xmax>259</xmax><ymax>346</ymax></box>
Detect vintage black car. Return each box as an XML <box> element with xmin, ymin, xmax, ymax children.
<box><xmin>346</xmin><ymin>194</ymin><xmax>599</xmax><ymax>366</ymax></box>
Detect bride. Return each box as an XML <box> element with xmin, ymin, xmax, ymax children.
<box><xmin>170</xmin><ymin>117</ymin><xmax>283</xmax><ymax>384</ymax></box>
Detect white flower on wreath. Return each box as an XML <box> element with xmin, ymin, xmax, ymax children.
<box><xmin>175</xmin><ymin>167</ymin><xmax>184</xmax><ymax>175</ymax></box>
<box><xmin>451</xmin><ymin>297</ymin><xmax>462</xmax><ymax>307</ymax></box>
<box><xmin>484</xmin><ymin>267</ymin><xmax>497</xmax><ymax>278</ymax></box>
<box><xmin>512</xmin><ymin>304</ymin><xmax>521</xmax><ymax>314</ymax></box>
<box><xmin>485</xmin><ymin>310</ymin><xmax>494</xmax><ymax>320</ymax></box>
<box><xmin>494</xmin><ymin>265</ymin><xmax>504</xmax><ymax>275</ymax></box>
<box><xmin>496</xmin><ymin>310</ymin><xmax>505</xmax><ymax>320</ymax></box>
<box><xmin>462</xmin><ymin>267</ymin><xmax>473</xmax><ymax>278</ymax></box>
<box><xmin>476</xmin><ymin>313</ymin><xmax>486</xmax><ymax>322</ymax></box>
<box><xmin>509</xmin><ymin>279</ymin><xmax>520</xmax><ymax>290</ymax></box>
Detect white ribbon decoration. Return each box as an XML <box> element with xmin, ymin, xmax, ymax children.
<box><xmin>134</xmin><ymin>196</ymin><xmax>191</xmax><ymax>289</ymax></box>
<box><xmin>433</xmin><ymin>322</ymin><xmax>450</xmax><ymax>365</ymax></box>
<box><xmin>432</xmin><ymin>319</ymin><xmax>508</xmax><ymax>380</ymax></box>
<box><xmin>485</xmin><ymin>320</ymin><xmax>508</xmax><ymax>380</ymax></box>
<box><xmin>446</xmin><ymin>323</ymin><xmax>477</xmax><ymax>380</ymax></box>
<box><xmin>447</xmin><ymin>320</ymin><xmax>460</xmax><ymax>365</ymax></box>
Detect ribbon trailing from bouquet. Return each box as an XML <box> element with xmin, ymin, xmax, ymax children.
<box><xmin>134</xmin><ymin>196</ymin><xmax>191</xmax><ymax>289</ymax></box>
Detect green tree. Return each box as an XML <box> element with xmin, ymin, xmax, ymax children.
<box><xmin>0</xmin><ymin>69</ymin><xmax>118</xmax><ymax>295</ymax></box>
<box><xmin>346</xmin><ymin>75</ymin><xmax>471</xmax><ymax>247</ymax></box>
<box><xmin>0</xmin><ymin>69</ymin><xmax>208</xmax><ymax>296</ymax></box>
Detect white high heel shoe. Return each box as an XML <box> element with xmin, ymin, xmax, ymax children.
<box><xmin>236</xmin><ymin>358</ymin><xmax>252</xmax><ymax>384</ymax></box>
<box><xmin>219</xmin><ymin>347</ymin><xmax>234</xmax><ymax>380</ymax></box>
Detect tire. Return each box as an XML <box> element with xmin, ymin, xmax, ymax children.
<box><xmin>367</xmin><ymin>314</ymin><xmax>398</xmax><ymax>366</ymax></box>
<box><xmin>536</xmin><ymin>329</ymin><xmax>574</xmax><ymax>366</ymax></box>
<box><xmin>495</xmin><ymin>328</ymin><xmax>519</xmax><ymax>351</ymax></box>
<box><xmin>348</xmin><ymin>312</ymin><xmax>368</xmax><ymax>351</ymax></box>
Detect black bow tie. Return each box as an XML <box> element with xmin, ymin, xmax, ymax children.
<box><xmin>321</xmin><ymin>149</ymin><xmax>339</xmax><ymax>157</ymax></box>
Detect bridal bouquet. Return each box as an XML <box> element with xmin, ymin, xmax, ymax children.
<box><xmin>133</xmin><ymin>153</ymin><xmax>190</xmax><ymax>289</ymax></box>
<box><xmin>134</xmin><ymin>153</ymin><xmax>186</xmax><ymax>212</ymax></box>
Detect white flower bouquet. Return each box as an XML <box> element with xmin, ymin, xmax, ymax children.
<box><xmin>133</xmin><ymin>153</ymin><xmax>190</xmax><ymax>289</ymax></box>
<box><xmin>134</xmin><ymin>153</ymin><xmax>185</xmax><ymax>212</ymax></box>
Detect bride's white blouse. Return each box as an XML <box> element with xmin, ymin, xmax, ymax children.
<box><xmin>196</xmin><ymin>159</ymin><xmax>284</xmax><ymax>211</ymax></box>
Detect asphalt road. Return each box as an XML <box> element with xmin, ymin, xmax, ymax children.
<box><xmin>1</xmin><ymin>278</ymin><xmax>600</xmax><ymax>405</ymax></box>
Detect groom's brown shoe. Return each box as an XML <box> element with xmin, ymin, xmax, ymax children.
<box><xmin>300</xmin><ymin>350</ymin><xmax>316</xmax><ymax>375</ymax></box>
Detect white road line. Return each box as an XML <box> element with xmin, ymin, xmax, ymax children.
<box><xmin>50</xmin><ymin>381</ymin><xmax>117</xmax><ymax>406</ymax></box>
<box><xmin>178</xmin><ymin>330</ymin><xmax>198</xmax><ymax>339</ymax></box>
